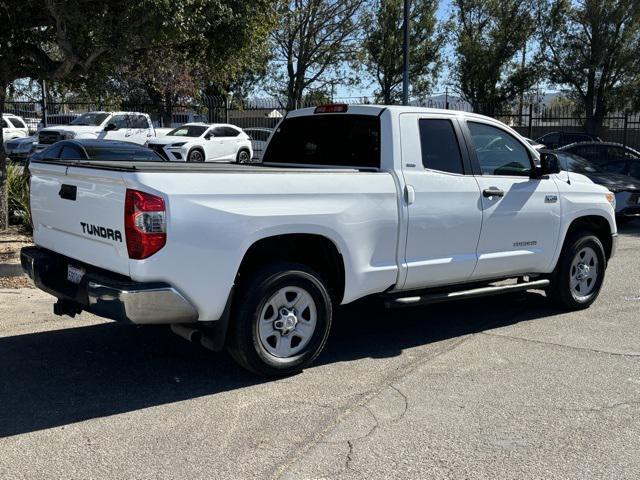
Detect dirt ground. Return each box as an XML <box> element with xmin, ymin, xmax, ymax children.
<box><xmin>0</xmin><ymin>226</ymin><xmax>32</xmax><ymax>263</ymax></box>
<box><xmin>0</xmin><ymin>226</ymin><xmax>33</xmax><ymax>288</ymax></box>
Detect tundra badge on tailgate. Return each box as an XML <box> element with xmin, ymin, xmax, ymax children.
<box><xmin>81</xmin><ymin>222</ymin><xmax>123</xmax><ymax>242</ymax></box>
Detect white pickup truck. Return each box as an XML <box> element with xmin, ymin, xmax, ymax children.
<box><xmin>35</xmin><ymin>111</ymin><xmax>169</xmax><ymax>150</ymax></box>
<box><xmin>22</xmin><ymin>105</ymin><xmax>618</xmax><ymax>376</ymax></box>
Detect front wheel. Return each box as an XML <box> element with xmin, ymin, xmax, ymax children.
<box><xmin>187</xmin><ymin>149</ymin><xmax>204</xmax><ymax>162</ymax></box>
<box><xmin>227</xmin><ymin>262</ymin><xmax>333</xmax><ymax>376</ymax></box>
<box><xmin>547</xmin><ymin>232</ymin><xmax>606</xmax><ymax>310</ymax></box>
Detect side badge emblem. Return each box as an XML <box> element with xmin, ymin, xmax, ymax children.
<box><xmin>545</xmin><ymin>195</ymin><xmax>558</xmax><ymax>203</ymax></box>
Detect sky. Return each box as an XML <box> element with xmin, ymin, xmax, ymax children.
<box><xmin>335</xmin><ymin>0</ymin><xmax>455</xmax><ymax>99</ymax></box>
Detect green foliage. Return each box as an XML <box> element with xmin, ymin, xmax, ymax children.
<box><xmin>452</xmin><ymin>0</ymin><xmax>539</xmax><ymax>115</ymax></box>
<box><xmin>364</xmin><ymin>0</ymin><xmax>446</xmax><ymax>104</ymax></box>
<box><xmin>7</xmin><ymin>164</ymin><xmax>31</xmax><ymax>230</ymax></box>
<box><xmin>270</xmin><ymin>0</ymin><xmax>366</xmax><ymax>110</ymax></box>
<box><xmin>539</xmin><ymin>0</ymin><xmax>640</xmax><ymax>134</ymax></box>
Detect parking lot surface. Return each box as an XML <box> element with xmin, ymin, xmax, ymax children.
<box><xmin>1</xmin><ymin>224</ymin><xmax>639</xmax><ymax>479</ymax></box>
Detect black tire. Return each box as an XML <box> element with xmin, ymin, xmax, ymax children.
<box><xmin>236</xmin><ymin>149</ymin><xmax>251</xmax><ymax>163</ymax></box>
<box><xmin>547</xmin><ymin>231</ymin><xmax>606</xmax><ymax>310</ymax></box>
<box><xmin>187</xmin><ymin>149</ymin><xmax>205</xmax><ymax>162</ymax></box>
<box><xmin>227</xmin><ymin>262</ymin><xmax>333</xmax><ymax>377</ymax></box>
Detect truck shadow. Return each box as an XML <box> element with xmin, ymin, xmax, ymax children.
<box><xmin>0</xmin><ymin>291</ymin><xmax>559</xmax><ymax>438</ymax></box>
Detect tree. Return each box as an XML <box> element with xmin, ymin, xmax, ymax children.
<box><xmin>0</xmin><ymin>0</ymin><xmax>165</xmax><ymax>229</ymax></box>
<box><xmin>539</xmin><ymin>0</ymin><xmax>640</xmax><ymax>135</ymax></box>
<box><xmin>0</xmin><ymin>0</ymin><xmax>274</xmax><ymax>229</ymax></box>
<box><xmin>364</xmin><ymin>0</ymin><xmax>445</xmax><ymax>104</ymax></box>
<box><xmin>270</xmin><ymin>0</ymin><xmax>366</xmax><ymax>110</ymax></box>
<box><xmin>451</xmin><ymin>0</ymin><xmax>538</xmax><ymax>116</ymax></box>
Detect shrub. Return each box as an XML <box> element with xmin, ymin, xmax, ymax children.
<box><xmin>7</xmin><ymin>163</ymin><xmax>32</xmax><ymax>231</ymax></box>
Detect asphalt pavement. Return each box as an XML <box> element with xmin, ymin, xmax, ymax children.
<box><xmin>1</xmin><ymin>223</ymin><xmax>639</xmax><ymax>479</ymax></box>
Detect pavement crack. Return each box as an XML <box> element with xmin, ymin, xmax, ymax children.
<box><xmin>271</xmin><ymin>335</ymin><xmax>471</xmax><ymax>480</ymax></box>
<box><xmin>388</xmin><ymin>384</ymin><xmax>409</xmax><ymax>420</ymax></box>
<box><xmin>345</xmin><ymin>440</ymin><xmax>355</xmax><ymax>471</ymax></box>
<box><xmin>482</xmin><ymin>331</ymin><xmax>640</xmax><ymax>358</ymax></box>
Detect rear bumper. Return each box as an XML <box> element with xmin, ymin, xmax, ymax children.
<box><xmin>21</xmin><ymin>246</ymin><xmax>198</xmax><ymax>324</ymax></box>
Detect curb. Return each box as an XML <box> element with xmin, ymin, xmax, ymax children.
<box><xmin>0</xmin><ymin>263</ymin><xmax>24</xmax><ymax>277</ymax></box>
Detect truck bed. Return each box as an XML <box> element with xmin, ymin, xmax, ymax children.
<box><xmin>30</xmin><ymin>159</ymin><xmax>377</xmax><ymax>174</ymax></box>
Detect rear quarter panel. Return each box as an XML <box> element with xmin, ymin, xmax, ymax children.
<box><xmin>124</xmin><ymin>171</ymin><xmax>400</xmax><ymax>321</ymax></box>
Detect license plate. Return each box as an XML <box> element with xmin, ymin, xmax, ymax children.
<box><xmin>67</xmin><ymin>265</ymin><xmax>85</xmax><ymax>284</ymax></box>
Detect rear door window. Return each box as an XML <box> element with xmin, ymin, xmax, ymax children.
<box><xmin>418</xmin><ymin>119</ymin><xmax>464</xmax><ymax>174</ymax></box>
<box><xmin>263</xmin><ymin>114</ymin><xmax>380</xmax><ymax>168</ymax></box>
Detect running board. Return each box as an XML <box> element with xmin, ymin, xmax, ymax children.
<box><xmin>385</xmin><ymin>279</ymin><xmax>550</xmax><ymax>308</ymax></box>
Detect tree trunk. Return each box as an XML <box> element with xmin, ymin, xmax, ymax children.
<box><xmin>163</xmin><ymin>91</ymin><xmax>173</xmax><ymax>128</ymax></box>
<box><xmin>0</xmin><ymin>82</ymin><xmax>8</xmax><ymax>231</ymax></box>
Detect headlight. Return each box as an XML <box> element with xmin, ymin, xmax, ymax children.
<box><xmin>169</xmin><ymin>142</ymin><xmax>186</xmax><ymax>148</ymax></box>
<box><xmin>605</xmin><ymin>192</ymin><xmax>616</xmax><ymax>209</ymax></box>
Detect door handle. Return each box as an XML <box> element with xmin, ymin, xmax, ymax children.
<box><xmin>483</xmin><ymin>187</ymin><xmax>505</xmax><ymax>198</ymax></box>
<box><xmin>405</xmin><ymin>185</ymin><xmax>415</xmax><ymax>205</ymax></box>
<box><xmin>59</xmin><ymin>184</ymin><xmax>77</xmax><ymax>201</ymax></box>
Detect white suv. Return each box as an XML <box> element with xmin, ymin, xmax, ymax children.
<box><xmin>146</xmin><ymin>123</ymin><xmax>253</xmax><ymax>162</ymax></box>
<box><xmin>2</xmin><ymin>114</ymin><xmax>29</xmax><ymax>146</ymax></box>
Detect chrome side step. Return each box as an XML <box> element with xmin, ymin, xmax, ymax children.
<box><xmin>385</xmin><ymin>279</ymin><xmax>550</xmax><ymax>308</ymax></box>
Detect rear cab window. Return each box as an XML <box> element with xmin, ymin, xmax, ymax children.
<box><xmin>418</xmin><ymin>119</ymin><xmax>464</xmax><ymax>174</ymax></box>
<box><xmin>263</xmin><ymin>114</ymin><xmax>380</xmax><ymax>169</ymax></box>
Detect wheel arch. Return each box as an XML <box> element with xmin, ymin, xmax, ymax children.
<box><xmin>188</xmin><ymin>146</ymin><xmax>205</xmax><ymax>161</ymax></box>
<box><xmin>235</xmin><ymin>233</ymin><xmax>346</xmax><ymax>304</ymax></box>
<box><xmin>562</xmin><ymin>215</ymin><xmax>614</xmax><ymax>260</ymax></box>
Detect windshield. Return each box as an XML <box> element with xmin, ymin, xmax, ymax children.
<box><xmin>557</xmin><ymin>152</ymin><xmax>603</xmax><ymax>174</ymax></box>
<box><xmin>167</xmin><ymin>125</ymin><xmax>208</xmax><ymax>137</ymax></box>
<box><xmin>70</xmin><ymin>113</ymin><xmax>110</xmax><ymax>126</ymax></box>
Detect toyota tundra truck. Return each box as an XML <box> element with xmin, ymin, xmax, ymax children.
<box><xmin>21</xmin><ymin>105</ymin><xmax>618</xmax><ymax>376</ymax></box>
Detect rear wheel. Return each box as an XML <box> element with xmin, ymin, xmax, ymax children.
<box><xmin>236</xmin><ymin>149</ymin><xmax>251</xmax><ymax>163</ymax></box>
<box><xmin>227</xmin><ymin>262</ymin><xmax>332</xmax><ymax>377</ymax></box>
<box><xmin>547</xmin><ymin>232</ymin><xmax>606</xmax><ymax>310</ymax></box>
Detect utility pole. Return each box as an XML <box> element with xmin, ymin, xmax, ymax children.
<box><xmin>402</xmin><ymin>0</ymin><xmax>410</xmax><ymax>106</ymax></box>
<box><xmin>41</xmin><ymin>79</ymin><xmax>48</xmax><ymax>128</ymax></box>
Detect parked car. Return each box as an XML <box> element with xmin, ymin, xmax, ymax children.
<box><xmin>4</xmin><ymin>136</ymin><xmax>37</xmax><ymax>162</ymax></box>
<box><xmin>524</xmin><ymin>137</ymin><xmax>545</xmax><ymax>150</ymax></box>
<box><xmin>36</xmin><ymin>111</ymin><xmax>160</xmax><ymax>151</ymax></box>
<box><xmin>37</xmin><ymin>113</ymin><xmax>80</xmax><ymax>131</ymax></box>
<box><xmin>145</xmin><ymin>123</ymin><xmax>253</xmax><ymax>163</ymax></box>
<box><xmin>244</xmin><ymin>127</ymin><xmax>273</xmax><ymax>160</ymax></box>
<box><xmin>29</xmin><ymin>139</ymin><xmax>165</xmax><ymax>164</ymax></box>
<box><xmin>22</xmin><ymin>104</ymin><xmax>617</xmax><ymax>376</ymax></box>
<box><xmin>536</xmin><ymin>131</ymin><xmax>600</xmax><ymax>149</ymax></box>
<box><xmin>553</xmin><ymin>151</ymin><xmax>640</xmax><ymax>221</ymax></box>
<box><xmin>2</xmin><ymin>113</ymin><xmax>29</xmax><ymax>146</ymax></box>
<box><xmin>558</xmin><ymin>141</ymin><xmax>640</xmax><ymax>180</ymax></box>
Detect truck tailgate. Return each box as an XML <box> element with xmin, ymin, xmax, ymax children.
<box><xmin>29</xmin><ymin>162</ymin><xmax>130</xmax><ymax>276</ymax></box>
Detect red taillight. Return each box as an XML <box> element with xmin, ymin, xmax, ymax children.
<box><xmin>314</xmin><ymin>104</ymin><xmax>349</xmax><ymax>114</ymax></box>
<box><xmin>124</xmin><ymin>189</ymin><xmax>166</xmax><ymax>260</ymax></box>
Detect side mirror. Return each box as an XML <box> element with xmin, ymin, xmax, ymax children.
<box><xmin>535</xmin><ymin>152</ymin><xmax>561</xmax><ymax>177</ymax></box>
<box><xmin>204</xmin><ymin>133</ymin><xmax>213</xmax><ymax>140</ymax></box>
<box><xmin>103</xmin><ymin>123</ymin><xmax>118</xmax><ymax>132</ymax></box>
